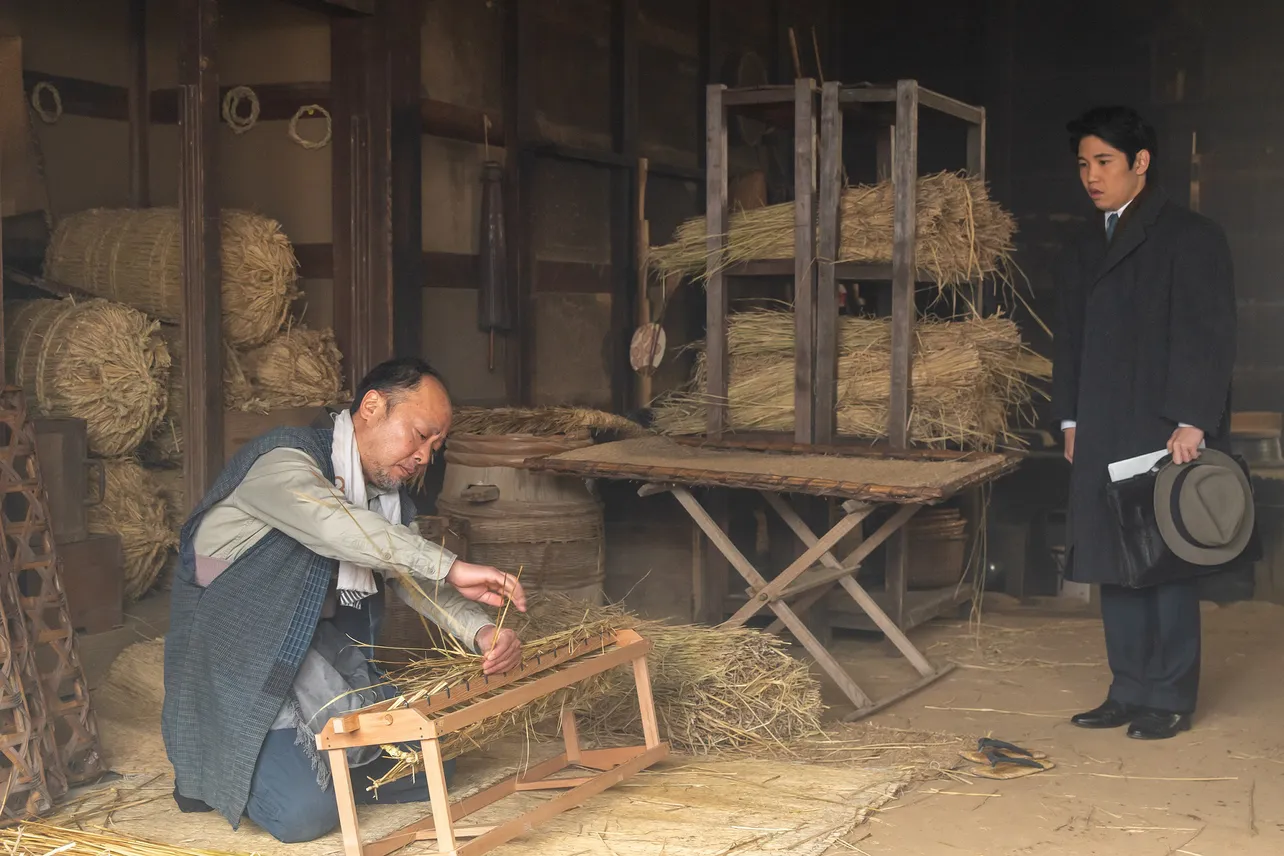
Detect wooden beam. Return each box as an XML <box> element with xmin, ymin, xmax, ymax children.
<box><xmin>178</xmin><ymin>0</ymin><xmax>224</xmax><ymax>507</ymax></box>
<box><xmin>21</xmin><ymin>72</ymin><xmax>126</xmax><ymax>120</ymax></box>
<box><xmin>815</xmin><ymin>81</ymin><xmax>841</xmax><ymax>445</ymax></box>
<box><xmin>286</xmin><ymin>0</ymin><xmax>375</xmax><ymax>15</ymax></box>
<box><xmin>387</xmin><ymin>0</ymin><xmax>424</xmax><ymax>359</ymax></box>
<box><xmin>888</xmin><ymin>80</ymin><xmax>918</xmax><ymax>450</ymax></box>
<box><xmin>610</xmin><ymin>0</ymin><xmax>640</xmax><ymax>414</ymax></box>
<box><xmin>127</xmin><ymin>0</ymin><xmax>149</xmax><ymax>208</ymax></box>
<box><xmin>502</xmin><ymin>0</ymin><xmax>535</xmax><ymax>405</ymax></box>
<box><xmin>792</xmin><ymin>78</ymin><xmax>817</xmax><ymax>445</ymax></box>
<box><xmin>422</xmin><ymin>97</ymin><xmax>501</xmax><ymax>146</ymax></box>
<box><xmin>705</xmin><ymin>84</ymin><xmax>729</xmax><ymax>437</ymax></box>
<box><xmin>331</xmin><ymin>12</ymin><xmax>394</xmax><ymax>390</ymax></box>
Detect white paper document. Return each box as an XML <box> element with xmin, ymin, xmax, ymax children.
<box><xmin>1108</xmin><ymin>440</ymin><xmax>1207</xmax><ymax>483</ymax></box>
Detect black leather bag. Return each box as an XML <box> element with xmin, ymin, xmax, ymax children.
<box><xmin>1104</xmin><ymin>453</ymin><xmax>1261</xmax><ymax>589</ymax></box>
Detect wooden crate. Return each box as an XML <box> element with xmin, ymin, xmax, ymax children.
<box><xmin>58</xmin><ymin>534</ymin><xmax>124</xmax><ymax>636</ymax></box>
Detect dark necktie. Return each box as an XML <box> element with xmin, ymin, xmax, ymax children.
<box><xmin>1106</xmin><ymin>212</ymin><xmax>1119</xmax><ymax>242</ymax></box>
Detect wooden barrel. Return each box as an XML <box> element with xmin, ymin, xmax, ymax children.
<box><xmin>437</xmin><ymin>433</ymin><xmax>605</xmax><ymax>604</ymax></box>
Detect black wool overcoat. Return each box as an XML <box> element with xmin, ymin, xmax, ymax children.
<box><xmin>1051</xmin><ymin>186</ymin><xmax>1237</xmax><ymax>586</ymax></box>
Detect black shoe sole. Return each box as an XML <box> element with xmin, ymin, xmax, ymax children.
<box><xmin>1070</xmin><ymin>718</ymin><xmax>1132</xmax><ymax>729</ymax></box>
<box><xmin>1126</xmin><ymin>722</ymin><xmax>1191</xmax><ymax>740</ymax></box>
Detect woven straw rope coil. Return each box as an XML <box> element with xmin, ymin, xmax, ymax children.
<box><xmin>44</xmin><ymin>207</ymin><xmax>301</xmax><ymax>348</ymax></box>
<box><xmin>6</xmin><ymin>299</ymin><xmax>169</xmax><ymax>457</ymax></box>
<box><xmin>87</xmin><ymin>458</ymin><xmax>177</xmax><ymax>602</ymax></box>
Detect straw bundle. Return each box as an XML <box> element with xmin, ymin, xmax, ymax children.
<box><xmin>44</xmin><ymin>207</ymin><xmax>301</xmax><ymax>347</ymax></box>
<box><xmin>143</xmin><ymin>325</ymin><xmax>260</xmax><ymax>466</ymax></box>
<box><xmin>648</xmin><ymin>171</ymin><xmax>1016</xmax><ymax>288</ymax></box>
<box><xmin>6</xmin><ymin>299</ymin><xmax>169</xmax><ymax>457</ymax></box>
<box><xmin>451</xmin><ymin>406</ymin><xmax>651</xmax><ymax>440</ymax></box>
<box><xmin>87</xmin><ymin>458</ymin><xmax>178</xmax><ymax>602</ymax></box>
<box><xmin>149</xmin><ymin>466</ymin><xmax>186</xmax><ymax>536</ymax></box>
<box><xmin>0</xmin><ymin>824</ymin><xmax>250</xmax><ymax>856</ymax></box>
<box><xmin>240</xmin><ymin>324</ymin><xmax>346</xmax><ymax>409</ymax></box>
<box><xmin>370</xmin><ymin>620</ymin><xmax>624</xmax><ymax>788</ymax></box>
<box><xmin>651</xmin><ymin>310</ymin><xmax>1050</xmax><ymax>449</ymax></box>
<box><xmin>516</xmin><ymin>594</ymin><xmax>824</xmax><ymax>753</ymax></box>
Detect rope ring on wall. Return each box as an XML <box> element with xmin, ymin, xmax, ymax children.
<box><xmin>288</xmin><ymin>104</ymin><xmax>332</xmax><ymax>150</ymax></box>
<box><xmin>222</xmin><ymin>85</ymin><xmax>260</xmax><ymax>134</ymax></box>
<box><xmin>30</xmin><ymin>81</ymin><xmax>62</xmax><ymax>124</ymax></box>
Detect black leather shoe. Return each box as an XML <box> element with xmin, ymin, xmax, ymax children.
<box><xmin>1127</xmin><ymin>710</ymin><xmax>1192</xmax><ymax>740</ymax></box>
<box><xmin>1070</xmin><ymin>699</ymin><xmax>1139</xmax><ymax>729</ymax></box>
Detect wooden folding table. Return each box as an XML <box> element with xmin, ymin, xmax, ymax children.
<box><xmin>530</xmin><ymin>436</ymin><xmax>1020</xmax><ymax>719</ymax></box>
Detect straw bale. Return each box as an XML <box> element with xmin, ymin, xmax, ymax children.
<box><xmin>148</xmin><ymin>465</ymin><xmax>186</xmax><ymax>537</ymax></box>
<box><xmin>650</xmin><ymin>310</ymin><xmax>1050</xmax><ymax>449</ymax></box>
<box><xmin>451</xmin><ymin>405</ymin><xmax>651</xmax><ymax>440</ymax></box>
<box><xmin>5</xmin><ymin>298</ymin><xmax>169</xmax><ymax>457</ymax></box>
<box><xmin>516</xmin><ymin>594</ymin><xmax>824</xmax><ymax>753</ymax></box>
<box><xmin>240</xmin><ymin>324</ymin><xmax>347</xmax><ymax>409</ymax></box>
<box><xmin>87</xmin><ymin>458</ymin><xmax>177</xmax><ymax>602</ymax></box>
<box><xmin>44</xmin><ymin>207</ymin><xmax>301</xmax><ymax>347</ymax></box>
<box><xmin>648</xmin><ymin>171</ymin><xmax>1017</xmax><ymax>288</ymax></box>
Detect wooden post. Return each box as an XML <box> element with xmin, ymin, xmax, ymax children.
<box><xmin>888</xmin><ymin>80</ymin><xmax>918</xmax><ymax>450</ymax></box>
<box><xmin>502</xmin><ymin>0</ymin><xmax>534</xmax><ymax>405</ymax></box>
<box><xmin>815</xmin><ymin>81</ymin><xmax>841</xmax><ymax>444</ymax></box>
<box><xmin>704</xmin><ymin>84</ymin><xmax>729</xmax><ymax>437</ymax></box>
<box><xmin>128</xmin><ymin>0</ymin><xmax>150</xmax><ymax>208</ymax></box>
<box><xmin>792</xmin><ymin>78</ymin><xmax>817</xmax><ymax>445</ymax></box>
<box><xmin>178</xmin><ymin>0</ymin><xmax>224</xmax><ymax>506</ymax></box>
<box><xmin>387</xmin><ymin>0</ymin><xmax>424</xmax><ymax>359</ymax></box>
<box><xmin>610</xmin><ymin>0</ymin><xmax>640</xmax><ymax>413</ymax></box>
<box><xmin>331</xmin><ymin>12</ymin><xmax>394</xmax><ymax>391</ymax></box>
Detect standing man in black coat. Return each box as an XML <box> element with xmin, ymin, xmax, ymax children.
<box><xmin>1052</xmin><ymin>106</ymin><xmax>1237</xmax><ymax>740</ymax></box>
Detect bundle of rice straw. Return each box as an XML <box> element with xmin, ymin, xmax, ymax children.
<box><xmin>87</xmin><ymin>458</ymin><xmax>178</xmax><ymax>602</ymax></box>
<box><xmin>240</xmin><ymin>324</ymin><xmax>347</xmax><ymax>409</ymax></box>
<box><xmin>149</xmin><ymin>465</ymin><xmax>186</xmax><ymax>536</ymax></box>
<box><xmin>648</xmin><ymin>171</ymin><xmax>1016</xmax><ymax>289</ymax></box>
<box><xmin>369</xmin><ymin>619</ymin><xmax>624</xmax><ymax>789</ymax></box>
<box><xmin>451</xmin><ymin>405</ymin><xmax>651</xmax><ymax>439</ymax></box>
<box><xmin>650</xmin><ymin>309</ymin><xmax>1050</xmax><ymax>450</ymax></box>
<box><xmin>5</xmin><ymin>299</ymin><xmax>169</xmax><ymax>457</ymax></box>
<box><xmin>143</xmin><ymin>325</ymin><xmax>261</xmax><ymax>466</ymax></box>
<box><xmin>0</xmin><ymin>823</ymin><xmax>249</xmax><ymax>856</ymax></box>
<box><xmin>516</xmin><ymin>594</ymin><xmax>824</xmax><ymax>753</ymax></box>
<box><xmin>44</xmin><ymin>207</ymin><xmax>300</xmax><ymax>347</ymax></box>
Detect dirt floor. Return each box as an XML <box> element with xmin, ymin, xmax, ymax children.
<box><xmin>821</xmin><ymin>595</ymin><xmax>1284</xmax><ymax>856</ymax></box>
<box><xmin>80</xmin><ymin>591</ymin><xmax>1284</xmax><ymax>856</ymax></box>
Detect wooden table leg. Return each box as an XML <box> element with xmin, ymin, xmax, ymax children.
<box><xmin>328</xmin><ymin>748</ymin><xmax>364</xmax><ymax>856</ymax></box>
<box><xmin>561</xmin><ymin>706</ymin><xmax>581</xmax><ymax>765</ymax></box>
<box><xmin>420</xmin><ymin>738</ymin><xmax>456</xmax><ymax>854</ymax></box>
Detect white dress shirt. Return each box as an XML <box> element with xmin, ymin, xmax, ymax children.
<box><xmin>1061</xmin><ymin>197</ymin><xmax>1192</xmax><ymax>436</ymax></box>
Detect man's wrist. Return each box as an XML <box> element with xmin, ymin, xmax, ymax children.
<box><xmin>473</xmin><ymin>623</ymin><xmax>497</xmax><ymax>650</ymax></box>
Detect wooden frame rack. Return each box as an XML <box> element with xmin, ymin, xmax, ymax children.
<box><xmin>318</xmin><ymin>628</ymin><xmax>668</xmax><ymax>856</ymax></box>
<box><xmin>704</xmin><ymin>78</ymin><xmax>987</xmax><ymax>449</ymax></box>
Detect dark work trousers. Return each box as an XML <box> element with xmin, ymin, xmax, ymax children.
<box><xmin>1099</xmin><ymin>579</ymin><xmax>1201</xmax><ymax>714</ymax></box>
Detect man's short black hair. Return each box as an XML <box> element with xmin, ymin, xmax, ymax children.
<box><xmin>349</xmin><ymin>357</ymin><xmax>448</xmax><ymax>414</ymax></box>
<box><xmin>1066</xmin><ymin>106</ymin><xmax>1158</xmax><ymax>169</ymax></box>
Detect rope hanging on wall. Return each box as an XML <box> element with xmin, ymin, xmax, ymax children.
<box><xmin>288</xmin><ymin>104</ymin><xmax>332</xmax><ymax>150</ymax></box>
<box><xmin>221</xmin><ymin>85</ymin><xmax>260</xmax><ymax>134</ymax></box>
<box><xmin>30</xmin><ymin>81</ymin><xmax>62</xmax><ymax>124</ymax></box>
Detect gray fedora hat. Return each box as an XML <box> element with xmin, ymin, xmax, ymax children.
<box><xmin>1154</xmin><ymin>449</ymin><xmax>1255</xmax><ymax>566</ymax></box>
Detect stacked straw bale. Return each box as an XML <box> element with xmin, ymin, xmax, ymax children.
<box><xmin>648</xmin><ymin>171</ymin><xmax>1016</xmax><ymax>288</ymax></box>
<box><xmin>148</xmin><ymin>465</ymin><xmax>186</xmax><ymax>538</ymax></box>
<box><xmin>650</xmin><ymin>310</ymin><xmax>1050</xmax><ymax>449</ymax></box>
<box><xmin>5</xmin><ymin>299</ymin><xmax>170</xmax><ymax>457</ymax></box>
<box><xmin>44</xmin><ymin>207</ymin><xmax>301</xmax><ymax>348</ymax></box>
<box><xmin>142</xmin><ymin>326</ymin><xmax>260</xmax><ymax>465</ymax></box>
<box><xmin>241</xmin><ymin>324</ymin><xmax>347</xmax><ymax>409</ymax></box>
<box><xmin>87</xmin><ymin>458</ymin><xmax>177</xmax><ymax>602</ymax></box>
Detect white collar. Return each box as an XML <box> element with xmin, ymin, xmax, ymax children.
<box><xmin>1105</xmin><ymin>196</ymin><xmax>1136</xmax><ymax>225</ymax></box>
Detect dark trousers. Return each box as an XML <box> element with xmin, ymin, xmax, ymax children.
<box><xmin>1100</xmin><ymin>579</ymin><xmax>1201</xmax><ymax>714</ymax></box>
<box><xmin>246</xmin><ymin>728</ymin><xmax>453</xmax><ymax>843</ymax></box>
